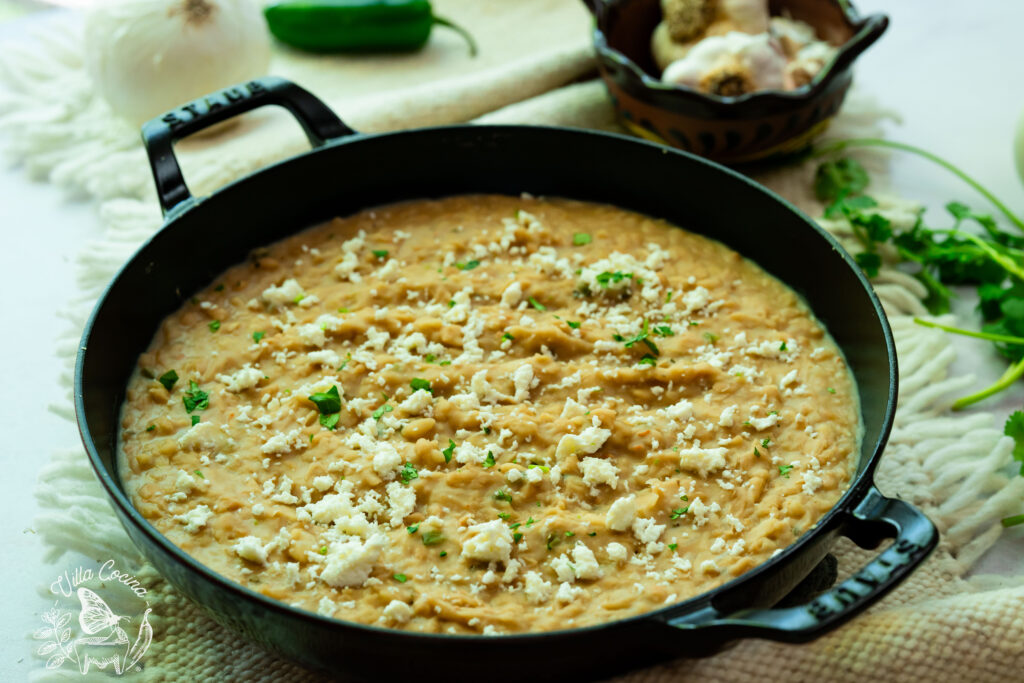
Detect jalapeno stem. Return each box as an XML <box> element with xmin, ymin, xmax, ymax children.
<box><xmin>432</xmin><ymin>15</ymin><xmax>478</xmax><ymax>57</ymax></box>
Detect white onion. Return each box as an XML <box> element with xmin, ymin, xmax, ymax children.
<box><xmin>85</xmin><ymin>0</ymin><xmax>271</xmax><ymax>127</ymax></box>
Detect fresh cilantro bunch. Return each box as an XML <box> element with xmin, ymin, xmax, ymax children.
<box><xmin>813</xmin><ymin>146</ymin><xmax>1024</xmax><ymax>410</ymax></box>
<box><xmin>813</xmin><ymin>138</ymin><xmax>1024</xmax><ymax>526</ymax></box>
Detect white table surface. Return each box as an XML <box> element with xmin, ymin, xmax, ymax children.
<box><xmin>2</xmin><ymin>1</ymin><xmax>1024</xmax><ymax>679</ymax></box>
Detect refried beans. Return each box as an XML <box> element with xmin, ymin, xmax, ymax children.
<box><xmin>118</xmin><ymin>195</ymin><xmax>860</xmax><ymax>634</ymax></box>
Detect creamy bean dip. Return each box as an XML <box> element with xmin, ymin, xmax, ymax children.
<box><xmin>119</xmin><ymin>195</ymin><xmax>859</xmax><ymax>634</ymax></box>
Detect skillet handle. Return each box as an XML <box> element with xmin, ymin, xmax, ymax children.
<box><xmin>667</xmin><ymin>487</ymin><xmax>936</xmax><ymax>641</ymax></box>
<box><xmin>141</xmin><ymin>76</ymin><xmax>356</xmax><ymax>217</ymax></box>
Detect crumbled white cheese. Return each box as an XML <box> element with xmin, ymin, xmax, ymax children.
<box><xmin>382</xmin><ymin>600</ymin><xmax>413</xmax><ymax>624</ymax></box>
<box><xmin>371</xmin><ymin>442</ymin><xmax>403</xmax><ymax>479</ymax></box>
<box><xmin>385</xmin><ymin>481</ymin><xmax>416</xmax><ymax>527</ymax></box>
<box><xmin>579</xmin><ymin>457</ymin><xmax>619</xmax><ymax>489</ymax></box>
<box><xmin>571</xmin><ymin>542</ymin><xmax>602</xmax><ymax>580</ymax></box>
<box><xmin>234</xmin><ymin>535</ymin><xmax>268</xmax><ymax>564</ymax></box>
<box><xmin>748</xmin><ymin>413</ymin><xmax>781</xmax><ymax>430</ymax></box>
<box><xmin>606</xmin><ymin>494</ymin><xmax>637</xmax><ymax>531</ymax></box>
<box><xmin>555</xmin><ymin>582</ymin><xmax>583</xmax><ymax>604</ymax></box>
<box><xmin>555</xmin><ymin>426</ymin><xmax>611</xmax><ymax>460</ymax></box>
<box><xmin>261</xmin><ymin>278</ymin><xmax>304</xmax><ymax>307</ymax></box>
<box><xmin>174</xmin><ymin>504</ymin><xmax>212</xmax><ymax>534</ymax></box>
<box><xmin>511</xmin><ymin>363</ymin><xmax>536</xmax><ymax>402</ymax></box>
<box><xmin>523</xmin><ymin>571</ymin><xmax>553</xmax><ymax>604</ymax></box>
<box><xmin>217</xmin><ymin>365</ymin><xmax>263</xmax><ymax>392</ymax></box>
<box><xmin>677</xmin><ymin>446</ymin><xmax>728</xmax><ymax>476</ymax></box>
<box><xmin>802</xmin><ymin>471</ymin><xmax>823</xmax><ymax>494</ymax></box>
<box><xmin>606</xmin><ymin>542</ymin><xmax>628</xmax><ymax>562</ymax></box>
<box><xmin>501</xmin><ymin>281</ymin><xmax>523</xmax><ymax>307</ymax></box>
<box><xmin>320</xmin><ymin>533</ymin><xmax>387</xmax><ymax>587</ymax></box>
<box><xmin>632</xmin><ymin>517</ymin><xmax>666</xmax><ymax>545</ymax></box>
<box><xmin>261</xmin><ymin>429</ymin><xmax>304</xmax><ymax>455</ymax></box>
<box><xmin>718</xmin><ymin>405</ymin><xmax>738</xmax><ymax>427</ymax></box>
<box><xmin>461</xmin><ymin>520</ymin><xmax>513</xmax><ymax>564</ymax></box>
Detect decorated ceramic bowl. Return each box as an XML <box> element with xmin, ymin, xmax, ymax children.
<box><xmin>586</xmin><ymin>0</ymin><xmax>888</xmax><ymax>164</ymax></box>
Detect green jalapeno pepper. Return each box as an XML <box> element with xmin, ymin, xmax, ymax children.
<box><xmin>263</xmin><ymin>0</ymin><xmax>478</xmax><ymax>56</ymax></box>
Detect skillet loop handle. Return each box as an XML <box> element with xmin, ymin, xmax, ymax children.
<box><xmin>141</xmin><ymin>76</ymin><xmax>356</xmax><ymax>218</ymax></box>
<box><xmin>668</xmin><ymin>488</ymin><xmax>936</xmax><ymax>641</ymax></box>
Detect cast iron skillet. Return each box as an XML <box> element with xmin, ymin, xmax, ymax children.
<box><xmin>76</xmin><ymin>77</ymin><xmax>936</xmax><ymax>682</ymax></box>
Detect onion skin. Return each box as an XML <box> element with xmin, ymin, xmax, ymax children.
<box><xmin>85</xmin><ymin>0</ymin><xmax>271</xmax><ymax>127</ymax></box>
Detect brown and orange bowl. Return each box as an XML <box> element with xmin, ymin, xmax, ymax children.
<box><xmin>585</xmin><ymin>0</ymin><xmax>888</xmax><ymax>164</ymax></box>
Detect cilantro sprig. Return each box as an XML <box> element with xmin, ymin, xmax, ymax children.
<box><xmin>308</xmin><ymin>385</ymin><xmax>342</xmax><ymax>430</ymax></box>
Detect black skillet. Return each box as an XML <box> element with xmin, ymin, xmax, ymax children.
<box><xmin>75</xmin><ymin>77</ymin><xmax>936</xmax><ymax>682</ymax></box>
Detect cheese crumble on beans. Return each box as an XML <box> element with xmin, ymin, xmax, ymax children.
<box><xmin>119</xmin><ymin>195</ymin><xmax>859</xmax><ymax>634</ymax></box>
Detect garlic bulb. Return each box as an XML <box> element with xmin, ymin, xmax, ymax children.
<box><xmin>662</xmin><ymin>32</ymin><xmax>786</xmax><ymax>96</ymax></box>
<box><xmin>85</xmin><ymin>0</ymin><xmax>271</xmax><ymax>127</ymax></box>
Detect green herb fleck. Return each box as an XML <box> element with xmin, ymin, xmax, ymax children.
<box><xmin>319</xmin><ymin>546</ymin><xmax>328</xmax><ymax>555</ymax></box>
<box><xmin>253</xmin><ymin>331</ymin><xmax>265</xmax><ymax>343</ymax></box>
<box><xmin>564</xmin><ymin>531</ymin><xmax>575</xmax><ymax>537</ymax></box>
<box><xmin>779</xmin><ymin>464</ymin><xmax>794</xmax><ymax>478</ymax></box>
<box><xmin>146</xmin><ymin>424</ymin><xmax>156</xmax><ymax>432</ymax></box>
<box><xmin>668</xmin><ymin>543</ymin><xmax>678</xmax><ymax>551</ymax></box>
<box><xmin>638</xmin><ymin>354</ymin><xmax>657</xmax><ymax>367</ymax></box>
<box><xmin>443</xmin><ymin>439</ymin><xmax>456</xmax><ymax>463</ymax></box>
<box><xmin>406</xmin><ymin>524</ymin><xmax>420</xmax><ymax>534</ymax></box>
<box><xmin>827</xmin><ymin>387</ymin><xmax>837</xmax><ymax>394</ymax></box>
<box><xmin>573</xmin><ymin>233</ymin><xmax>592</xmax><ymax>246</ymax></box>
<box><xmin>158</xmin><ymin>369</ymin><xmax>179</xmax><ymax>392</ymax></box>
<box><xmin>448</xmin><ymin>299</ymin><xmax>456</xmax><ymax>308</ymax></box>
<box><xmin>422</xmin><ymin>530</ymin><xmax>444</xmax><ymax>546</ymax></box>
<box><xmin>498</xmin><ymin>512</ymin><xmax>510</xmax><ymax>520</ymax></box>
<box><xmin>190</xmin><ymin>415</ymin><xmax>200</xmax><ymax>426</ymax></box>
<box><xmin>703</xmin><ymin>332</ymin><xmax>719</xmax><ymax>344</ymax></box>
<box><xmin>183</xmin><ymin>381</ymin><xmax>209</xmax><ymax>413</ymax></box>
<box><xmin>525</xmin><ymin>517</ymin><xmax>535</xmax><ymax>526</ymax></box>
<box><xmin>779</xmin><ymin>341</ymin><xmax>788</xmax><ymax>351</ymax></box>
<box><xmin>754</xmin><ymin>447</ymin><xmax>761</xmax><ymax>458</ymax></box>
<box><xmin>393</xmin><ymin>573</ymin><xmax>408</xmax><ymax>583</ymax></box>
<box><xmin>439</xmin><ymin>550</ymin><xmax>448</xmax><ymax>557</ymax></box>
<box><xmin>502</xmin><ymin>332</ymin><xmax>515</xmax><ymax>342</ymax></box>
<box><xmin>400</xmin><ymin>462</ymin><xmax>418</xmax><ymax>484</ymax></box>
<box><xmin>372</xmin><ymin>402</ymin><xmax>394</xmax><ymax>421</ymax></box>
<box><xmin>588</xmin><ymin>532</ymin><xmax>597</xmax><ymax>537</ymax></box>
<box><xmin>528</xmin><ymin>297</ymin><xmax>546</xmax><ymax>311</ymax></box>
<box><xmin>566</xmin><ymin>320</ymin><xmax>581</xmax><ymax>329</ymax></box>
<box><xmin>545</xmin><ymin>533</ymin><xmax>561</xmax><ymax>551</ymax></box>
<box><xmin>761</xmin><ymin>438</ymin><xmax>771</xmax><ymax>447</ymax></box>
<box><xmin>410</xmin><ymin>378</ymin><xmax>433</xmax><ymax>394</ymax></box>
<box><xmin>494</xmin><ymin>490</ymin><xmax>513</xmax><ymax>503</ymax></box>
<box><xmin>594</xmin><ymin>271</ymin><xmax>634</xmax><ymax>288</ymax></box>
<box><xmin>513</xmin><ymin>532</ymin><xmax>523</xmax><ymax>543</ymax></box>
<box><xmin>193</xmin><ymin>469</ymin><xmax>204</xmax><ymax>479</ymax></box>
<box><xmin>309</xmin><ymin>386</ymin><xmax>342</xmax><ymax>414</ymax></box>
<box><xmin>654</xmin><ymin>325</ymin><xmax>674</xmax><ymax>337</ymax></box>
<box><xmin>372</xmin><ymin>249</ymin><xmax>389</xmax><ymax>260</ymax></box>
<box><xmin>208</xmin><ymin>320</ymin><xmax>221</xmax><ymax>332</ymax></box>
<box><xmin>483</xmin><ymin>451</ymin><xmax>496</xmax><ymax>468</ymax></box>
<box><xmin>455</xmin><ymin>259</ymin><xmax>481</xmax><ymax>271</ymax></box>
<box><xmin>670</xmin><ymin>507</ymin><xmax>689</xmax><ymax>519</ymax></box>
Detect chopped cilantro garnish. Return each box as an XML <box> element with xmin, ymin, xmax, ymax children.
<box><xmin>498</xmin><ymin>512</ymin><xmax>510</xmax><ymax>520</ymax></box>
<box><xmin>190</xmin><ymin>415</ymin><xmax>200</xmax><ymax>426</ymax></box>
<box><xmin>638</xmin><ymin>355</ymin><xmax>656</xmax><ymax>367</ymax></box>
<box><xmin>439</xmin><ymin>550</ymin><xmax>447</xmax><ymax>557</ymax></box>
<box><xmin>566</xmin><ymin>320</ymin><xmax>581</xmax><ymax>329</ymax></box>
<box><xmin>393</xmin><ymin>573</ymin><xmax>408</xmax><ymax>583</ymax></box>
<box><xmin>679</xmin><ymin>495</ymin><xmax>688</xmax><ymax>501</ymax></box>
<box><xmin>754</xmin><ymin>447</ymin><xmax>761</xmax><ymax>457</ymax></box>
<box><xmin>494</xmin><ymin>490</ymin><xmax>513</xmax><ymax>503</ymax></box>
<box><xmin>502</xmin><ymin>332</ymin><xmax>515</xmax><ymax>342</ymax></box>
<box><xmin>372</xmin><ymin>402</ymin><xmax>394</xmax><ymax>420</ymax></box>
<box><xmin>410</xmin><ymin>378</ymin><xmax>432</xmax><ymax>394</ymax></box>
<box><xmin>508</xmin><ymin>522</ymin><xmax>521</xmax><ymax>530</ymax></box>
<box><xmin>422</xmin><ymin>530</ymin><xmax>444</xmax><ymax>546</ymax></box>
<box><xmin>372</xmin><ymin>249</ymin><xmax>389</xmax><ymax>259</ymax></box>
<box><xmin>252</xmin><ymin>331</ymin><xmax>265</xmax><ymax>343</ymax></box>
<box><xmin>319</xmin><ymin>546</ymin><xmax>328</xmax><ymax>555</ymax></box>
<box><xmin>654</xmin><ymin>325</ymin><xmax>674</xmax><ymax>337</ymax></box>
<box><xmin>703</xmin><ymin>332</ymin><xmax>719</xmax><ymax>344</ymax></box>
<box><xmin>400</xmin><ymin>462</ymin><xmax>418</xmax><ymax>484</ymax></box>
<box><xmin>513</xmin><ymin>532</ymin><xmax>523</xmax><ymax>543</ymax></box>
<box><xmin>668</xmin><ymin>543</ymin><xmax>678</xmax><ymax>550</ymax></box>
<box><xmin>208</xmin><ymin>320</ymin><xmax>220</xmax><ymax>332</ymax></box>
<box><xmin>595</xmin><ymin>271</ymin><xmax>634</xmax><ymax>288</ymax></box>
<box><xmin>573</xmin><ymin>232</ymin><xmax>592</xmax><ymax>246</ymax></box>
<box><xmin>670</xmin><ymin>507</ymin><xmax>689</xmax><ymax>519</ymax></box>
<box><xmin>338</xmin><ymin>307</ymin><xmax>350</xmax><ymax>313</ymax></box>
<box><xmin>483</xmin><ymin>426</ymin><xmax>491</xmax><ymax>435</ymax></box>
<box><xmin>146</xmin><ymin>424</ymin><xmax>156</xmax><ymax>432</ymax></box>
<box><xmin>619</xmin><ymin>320</ymin><xmax>659</xmax><ymax>356</ymax></box>
<box><xmin>761</xmin><ymin>438</ymin><xmax>771</xmax><ymax>447</ymax></box>
<box><xmin>545</xmin><ymin>533</ymin><xmax>561</xmax><ymax>551</ymax></box>
<box><xmin>424</xmin><ymin>353</ymin><xmax>436</xmax><ymax>363</ymax></box>
<box><xmin>455</xmin><ymin>259</ymin><xmax>481</xmax><ymax>271</ymax></box>
<box><xmin>779</xmin><ymin>464</ymin><xmax>794</xmax><ymax>478</ymax></box>
<box><xmin>320</xmin><ymin>412</ymin><xmax>340</xmax><ymax>430</ymax></box>
<box><xmin>525</xmin><ymin>517</ymin><xmax>535</xmax><ymax>526</ymax></box>
<box><xmin>308</xmin><ymin>386</ymin><xmax>342</xmax><ymax>414</ymax></box>
<box><xmin>528</xmin><ymin>297</ymin><xmax>546</xmax><ymax>311</ymax></box>
<box><xmin>193</xmin><ymin>469</ymin><xmax>204</xmax><ymax>479</ymax></box>
<box><xmin>564</xmin><ymin>531</ymin><xmax>575</xmax><ymax>537</ymax></box>
<box><xmin>158</xmin><ymin>369</ymin><xmax>179</xmax><ymax>392</ymax></box>
<box><xmin>448</xmin><ymin>299</ymin><xmax>456</xmax><ymax>308</ymax></box>
<box><xmin>588</xmin><ymin>532</ymin><xmax>596</xmax><ymax>537</ymax></box>
<box><xmin>183</xmin><ymin>381</ymin><xmax>209</xmax><ymax>413</ymax></box>
<box><xmin>443</xmin><ymin>438</ymin><xmax>456</xmax><ymax>463</ymax></box>
<box><xmin>665</xmin><ymin>291</ymin><xmax>673</xmax><ymax>302</ymax></box>
<box><xmin>527</xmin><ymin>463</ymin><xmax>549</xmax><ymax>472</ymax></box>
<box><xmin>827</xmin><ymin>387</ymin><xmax>837</xmax><ymax>394</ymax></box>
<box><xmin>780</xmin><ymin>341</ymin><xmax>788</xmax><ymax>351</ymax></box>
<box><xmin>406</xmin><ymin>524</ymin><xmax>420</xmax><ymax>534</ymax></box>
<box><xmin>483</xmin><ymin>451</ymin><xmax>496</xmax><ymax>468</ymax></box>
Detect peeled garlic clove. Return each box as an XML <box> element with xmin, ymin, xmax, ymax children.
<box><xmin>85</xmin><ymin>0</ymin><xmax>271</xmax><ymax>128</ymax></box>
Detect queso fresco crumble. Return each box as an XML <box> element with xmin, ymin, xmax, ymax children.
<box><xmin>119</xmin><ymin>195</ymin><xmax>859</xmax><ymax>634</ymax></box>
